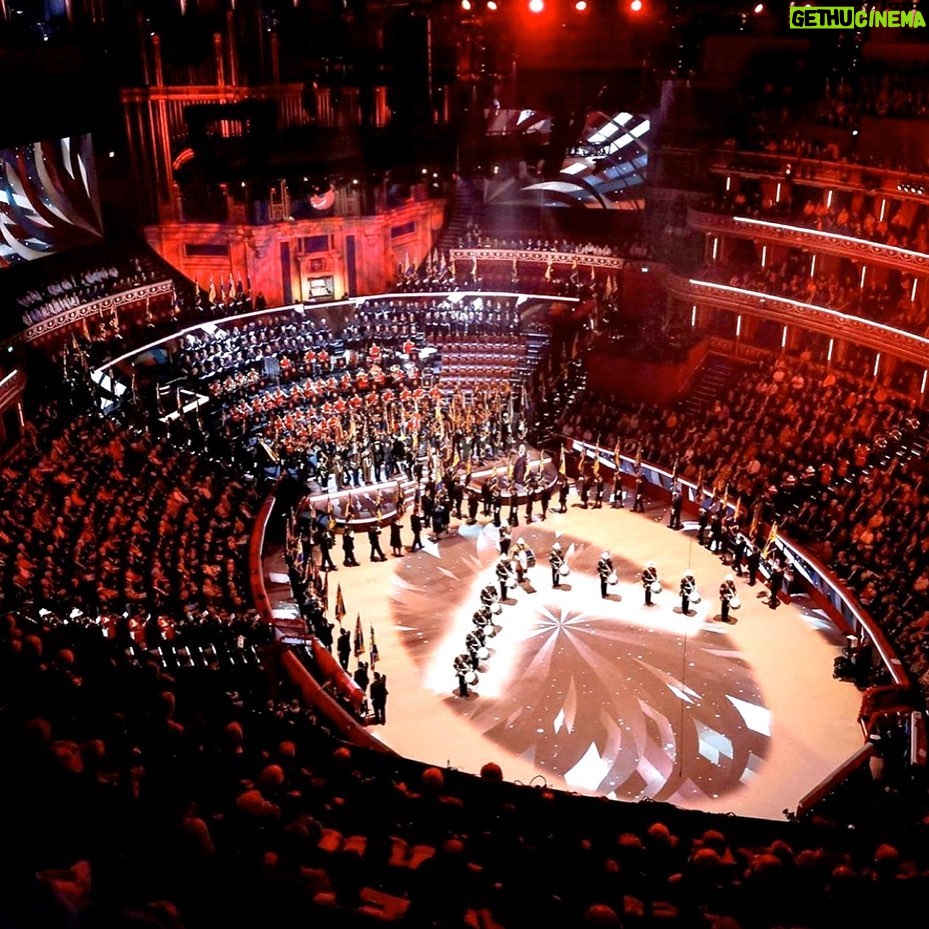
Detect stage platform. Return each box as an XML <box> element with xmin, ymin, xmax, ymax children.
<box><xmin>262</xmin><ymin>487</ymin><xmax>865</xmax><ymax>822</ymax></box>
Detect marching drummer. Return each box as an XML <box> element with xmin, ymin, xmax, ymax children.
<box><xmin>496</xmin><ymin>556</ymin><xmax>516</xmax><ymax>602</ymax></box>
<box><xmin>642</xmin><ymin>561</ymin><xmax>659</xmax><ymax>606</ymax></box>
<box><xmin>465</xmin><ymin>630</ymin><xmax>483</xmax><ymax>670</ymax></box>
<box><xmin>597</xmin><ymin>550</ymin><xmax>615</xmax><ymax>600</ymax></box>
<box><xmin>454</xmin><ymin>653</ymin><xmax>472</xmax><ymax>698</ymax></box>
<box><xmin>680</xmin><ymin>570</ymin><xmax>697</xmax><ymax>615</ymax></box>
<box><xmin>719</xmin><ymin>573</ymin><xmax>737</xmax><ymax>623</ymax></box>
<box><xmin>549</xmin><ymin>541</ymin><xmax>566</xmax><ymax>589</ymax></box>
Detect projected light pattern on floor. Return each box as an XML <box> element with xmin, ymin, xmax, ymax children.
<box><xmin>392</xmin><ymin>523</ymin><xmax>771</xmax><ymax>805</ymax></box>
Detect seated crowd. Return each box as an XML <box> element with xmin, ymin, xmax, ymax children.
<box><xmin>18</xmin><ymin>254</ymin><xmax>168</xmax><ymax>326</ymax></box>
<box><xmin>5</xmin><ymin>595</ymin><xmax>929</xmax><ymax>929</ymax></box>
<box><xmin>698</xmin><ymin>257</ymin><xmax>927</xmax><ymax>338</ymax></box>
<box><xmin>713</xmin><ymin>186</ymin><xmax>929</xmax><ymax>256</ymax></box>
<box><xmin>0</xmin><ymin>412</ymin><xmax>261</xmax><ymax>622</ymax></box>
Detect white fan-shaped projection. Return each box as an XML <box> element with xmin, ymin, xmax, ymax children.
<box><xmin>309</xmin><ymin>187</ymin><xmax>336</xmax><ymax>211</ymax></box>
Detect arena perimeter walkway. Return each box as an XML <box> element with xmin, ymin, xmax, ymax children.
<box><xmin>264</xmin><ymin>490</ymin><xmax>864</xmax><ymax>823</ymax></box>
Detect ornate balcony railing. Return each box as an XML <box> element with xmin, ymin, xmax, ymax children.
<box><xmin>665</xmin><ymin>273</ymin><xmax>929</xmax><ymax>367</ymax></box>
<box><xmin>688</xmin><ymin>208</ymin><xmax>929</xmax><ymax>277</ymax></box>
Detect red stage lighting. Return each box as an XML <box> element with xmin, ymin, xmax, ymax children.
<box><xmin>487</xmin><ymin>0</ymin><xmax>498</xmax><ymax>9</ymax></box>
<box><xmin>461</xmin><ymin>0</ymin><xmax>472</xmax><ymax>9</ymax></box>
<box><xmin>575</xmin><ymin>0</ymin><xmax>587</xmax><ymax>10</ymax></box>
<box><xmin>630</xmin><ymin>0</ymin><xmax>643</xmax><ymax>10</ymax></box>
<box><xmin>529</xmin><ymin>0</ymin><xmax>544</xmax><ymax>11</ymax></box>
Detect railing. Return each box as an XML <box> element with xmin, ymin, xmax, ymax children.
<box><xmin>688</xmin><ymin>208</ymin><xmax>929</xmax><ymax>277</ymax></box>
<box><xmin>248</xmin><ymin>493</ymin><xmax>277</xmax><ymax>626</ymax></box>
<box><xmin>449</xmin><ymin>247</ymin><xmax>625</xmax><ymax>273</ymax></box>
<box><xmin>16</xmin><ymin>280</ymin><xmax>176</xmax><ymax>344</ymax></box>
<box><xmin>567</xmin><ymin>438</ymin><xmax>909</xmax><ymax>689</ymax></box>
<box><xmin>666</xmin><ymin>273</ymin><xmax>929</xmax><ymax>368</ymax></box>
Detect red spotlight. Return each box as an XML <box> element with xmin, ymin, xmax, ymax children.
<box><xmin>487</xmin><ymin>0</ymin><xmax>498</xmax><ymax>8</ymax></box>
<box><xmin>630</xmin><ymin>0</ymin><xmax>643</xmax><ymax>10</ymax></box>
<box><xmin>575</xmin><ymin>0</ymin><xmax>587</xmax><ymax>10</ymax></box>
<box><xmin>529</xmin><ymin>0</ymin><xmax>544</xmax><ymax>11</ymax></box>
<box><xmin>461</xmin><ymin>0</ymin><xmax>471</xmax><ymax>9</ymax></box>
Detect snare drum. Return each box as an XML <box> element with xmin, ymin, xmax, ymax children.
<box><xmin>730</xmin><ymin>595</ymin><xmax>741</xmax><ymax>610</ymax></box>
<box><xmin>507</xmin><ymin>577</ymin><xmax>518</xmax><ymax>589</ymax></box>
<box><xmin>477</xmin><ymin>646</ymin><xmax>490</xmax><ymax>660</ymax></box>
<box><xmin>465</xmin><ymin>670</ymin><xmax>478</xmax><ymax>685</ymax></box>
<box><xmin>607</xmin><ymin>571</ymin><xmax>618</xmax><ymax>586</ymax></box>
<box><xmin>558</xmin><ymin>563</ymin><xmax>570</xmax><ymax>577</ymax></box>
<box><xmin>491</xmin><ymin>601</ymin><xmax>503</xmax><ymax>615</ymax></box>
<box><xmin>650</xmin><ymin>580</ymin><xmax>662</xmax><ymax>594</ymax></box>
<box><xmin>690</xmin><ymin>591</ymin><xmax>702</xmax><ymax>604</ymax></box>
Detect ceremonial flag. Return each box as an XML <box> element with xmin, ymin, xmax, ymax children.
<box><xmin>613</xmin><ymin>439</ymin><xmax>622</xmax><ymax>470</ymax></box>
<box><xmin>559</xmin><ymin>446</ymin><xmax>567</xmax><ymax>478</ymax></box>
<box><xmin>506</xmin><ymin>454</ymin><xmax>514</xmax><ymax>481</ymax></box>
<box><xmin>749</xmin><ymin>502</ymin><xmax>761</xmax><ymax>541</ymax></box>
<box><xmin>733</xmin><ymin>498</ymin><xmax>741</xmax><ymax>523</ymax></box>
<box><xmin>634</xmin><ymin>444</ymin><xmax>642</xmax><ymax>472</ymax></box>
<box><xmin>671</xmin><ymin>456</ymin><xmax>679</xmax><ymax>483</ymax></box>
<box><xmin>335</xmin><ymin>583</ymin><xmax>346</xmax><ymax>625</ymax></box>
<box><xmin>544</xmin><ymin>256</ymin><xmax>553</xmax><ymax>282</ymax></box>
<box><xmin>696</xmin><ymin>466</ymin><xmax>705</xmax><ymax>500</ymax></box>
<box><xmin>354</xmin><ymin>613</ymin><xmax>365</xmax><ymax>656</ymax></box>
<box><xmin>208</xmin><ymin>275</ymin><xmax>216</xmax><ymax>305</ymax></box>
<box><xmin>592</xmin><ymin>453</ymin><xmax>600</xmax><ymax>477</ymax></box>
<box><xmin>322</xmin><ymin>568</ymin><xmax>330</xmax><ymax>615</ymax></box>
<box><xmin>471</xmin><ymin>254</ymin><xmax>478</xmax><ymax>277</ymax></box>
<box><xmin>369</xmin><ymin>625</ymin><xmax>379</xmax><ymax>667</ymax></box>
<box><xmin>512</xmin><ymin>255</ymin><xmax>518</xmax><ymax>277</ymax></box>
<box><xmin>762</xmin><ymin>522</ymin><xmax>778</xmax><ymax>560</ymax></box>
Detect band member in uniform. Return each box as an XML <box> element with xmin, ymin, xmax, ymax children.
<box><xmin>578</xmin><ymin>469</ymin><xmax>589</xmax><ymax>509</ymax></box>
<box><xmin>731</xmin><ymin>533</ymin><xmax>747</xmax><ymax>577</ymax></box>
<box><xmin>549</xmin><ymin>541</ymin><xmax>566</xmax><ymax>589</ymax></box>
<box><xmin>496</xmin><ymin>556</ymin><xmax>515</xmax><ymax>602</ymax></box>
<box><xmin>597</xmin><ymin>551</ymin><xmax>615</xmax><ymax>599</ymax></box>
<box><xmin>454</xmin><ymin>653</ymin><xmax>471</xmax><ymax>697</ymax></box>
<box><xmin>319</xmin><ymin>524</ymin><xmax>337</xmax><ymax>571</ymax></box>
<box><xmin>697</xmin><ymin>506</ymin><xmax>711</xmax><ymax>546</ymax></box>
<box><xmin>642</xmin><ymin>561</ymin><xmax>658</xmax><ymax>606</ymax></box>
<box><xmin>513</xmin><ymin>538</ymin><xmax>532</xmax><ymax>584</ymax></box>
<box><xmin>491</xmin><ymin>486</ymin><xmax>503</xmax><ymax>527</ymax></box>
<box><xmin>467</xmin><ymin>489</ymin><xmax>480</xmax><ymax>525</ymax></box>
<box><xmin>719</xmin><ymin>573</ymin><xmax>736</xmax><ymax>623</ymax></box>
<box><xmin>465</xmin><ymin>630</ymin><xmax>483</xmax><ymax>670</ymax></box>
<box><xmin>473</xmin><ymin>606</ymin><xmax>494</xmax><ymax>638</ymax></box>
<box><xmin>480</xmin><ymin>584</ymin><xmax>501</xmax><ymax>615</ymax></box>
<box><xmin>680</xmin><ymin>570</ymin><xmax>696</xmax><ymax>615</ymax></box>
<box><xmin>507</xmin><ymin>489</ymin><xmax>520</xmax><ymax>527</ymax></box>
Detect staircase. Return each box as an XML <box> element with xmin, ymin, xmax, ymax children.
<box><xmin>680</xmin><ymin>353</ymin><xmax>750</xmax><ymax>420</ymax></box>
<box><xmin>435</xmin><ymin>177</ymin><xmax>483</xmax><ymax>254</ymax></box>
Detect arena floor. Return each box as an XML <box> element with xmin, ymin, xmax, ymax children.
<box><xmin>264</xmin><ymin>491</ymin><xmax>865</xmax><ymax>823</ymax></box>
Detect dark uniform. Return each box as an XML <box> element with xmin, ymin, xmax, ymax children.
<box><xmin>597</xmin><ymin>553</ymin><xmax>614</xmax><ymax>599</ymax></box>
<box><xmin>680</xmin><ymin>573</ymin><xmax>695</xmax><ymax>614</ymax></box>
<box><xmin>642</xmin><ymin>563</ymin><xmax>658</xmax><ymax>606</ymax></box>
<box><xmin>550</xmin><ymin>545</ymin><xmax>566</xmax><ymax>588</ymax></box>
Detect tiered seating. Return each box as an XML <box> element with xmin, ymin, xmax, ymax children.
<box><xmin>435</xmin><ymin>334</ymin><xmax>528</xmax><ymax>390</ymax></box>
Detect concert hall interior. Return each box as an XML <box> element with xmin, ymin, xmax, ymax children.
<box><xmin>5</xmin><ymin>2</ymin><xmax>929</xmax><ymax>928</ymax></box>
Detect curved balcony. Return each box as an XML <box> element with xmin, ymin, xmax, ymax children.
<box><xmin>666</xmin><ymin>272</ymin><xmax>929</xmax><ymax>367</ymax></box>
<box><xmin>448</xmin><ymin>246</ymin><xmax>626</xmax><ymax>273</ymax></box>
<box><xmin>688</xmin><ymin>208</ymin><xmax>929</xmax><ymax>278</ymax></box>
<box><xmin>709</xmin><ymin>147</ymin><xmax>929</xmax><ymax>201</ymax></box>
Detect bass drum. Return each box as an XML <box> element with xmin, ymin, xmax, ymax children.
<box><xmin>607</xmin><ymin>571</ymin><xmax>618</xmax><ymax>586</ymax></box>
<box><xmin>558</xmin><ymin>562</ymin><xmax>570</xmax><ymax>577</ymax></box>
<box><xmin>730</xmin><ymin>595</ymin><xmax>742</xmax><ymax>610</ymax></box>
<box><xmin>650</xmin><ymin>580</ymin><xmax>662</xmax><ymax>594</ymax></box>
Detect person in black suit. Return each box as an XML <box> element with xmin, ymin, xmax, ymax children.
<box><xmin>557</xmin><ymin>476</ymin><xmax>570</xmax><ymax>513</ymax></box>
<box><xmin>467</xmin><ymin>489</ymin><xmax>479</xmax><ymax>524</ymax></box>
<box><xmin>731</xmin><ymin>533</ymin><xmax>747</xmax><ymax>577</ymax></box>
<box><xmin>370</xmin><ymin>672</ymin><xmax>388</xmax><ymax>724</ymax></box>
<box><xmin>746</xmin><ymin>543</ymin><xmax>761</xmax><ymax>586</ymax></box>
<box><xmin>389</xmin><ymin>517</ymin><xmax>404</xmax><ymax>556</ymax></box>
<box><xmin>410</xmin><ymin>509</ymin><xmax>424</xmax><ymax>551</ymax></box>
<box><xmin>632</xmin><ymin>474</ymin><xmax>646</xmax><ymax>513</ymax></box>
<box><xmin>342</xmin><ymin>525</ymin><xmax>359</xmax><ymax>566</ymax></box>
<box><xmin>768</xmin><ymin>559</ymin><xmax>785</xmax><ymax>608</ymax></box>
<box><xmin>337</xmin><ymin>627</ymin><xmax>352</xmax><ymax>670</ymax></box>
<box><xmin>539</xmin><ymin>481</ymin><xmax>552</xmax><ymax>520</ymax></box>
<box><xmin>499</xmin><ymin>523</ymin><xmax>511</xmax><ymax>556</ymax></box>
<box><xmin>368</xmin><ymin>524</ymin><xmax>386</xmax><ymax>562</ymax></box>
<box><xmin>669</xmin><ymin>484</ymin><xmax>683</xmax><ymax>530</ymax></box>
<box><xmin>719</xmin><ymin>573</ymin><xmax>736</xmax><ymax>623</ymax></box>
<box><xmin>319</xmin><ymin>524</ymin><xmax>337</xmax><ymax>571</ymax></box>
<box><xmin>697</xmin><ymin>507</ymin><xmax>710</xmax><ymax>546</ymax></box>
